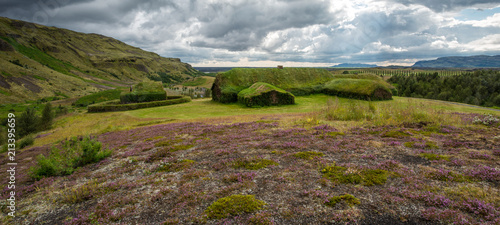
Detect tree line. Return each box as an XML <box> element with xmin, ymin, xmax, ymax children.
<box><xmin>388</xmin><ymin>70</ymin><xmax>500</xmax><ymax>107</ymax></box>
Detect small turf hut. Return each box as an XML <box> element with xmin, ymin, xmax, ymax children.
<box><xmin>212</xmin><ymin>68</ymin><xmax>333</xmax><ymax>103</ymax></box>
<box><xmin>238</xmin><ymin>82</ymin><xmax>295</xmax><ymax>107</ymax></box>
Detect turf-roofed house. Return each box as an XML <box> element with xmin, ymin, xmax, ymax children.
<box><xmin>211</xmin><ymin>67</ymin><xmax>395</xmax><ymax>106</ymax></box>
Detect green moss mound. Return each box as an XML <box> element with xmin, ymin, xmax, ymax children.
<box><xmin>237</xmin><ymin>82</ymin><xmax>295</xmax><ymax>107</ymax></box>
<box><xmin>325</xmin><ymin>194</ymin><xmax>361</xmax><ymax>207</ymax></box>
<box><xmin>120</xmin><ymin>81</ymin><xmax>166</xmax><ymax>104</ymax></box>
<box><xmin>321</xmin><ymin>164</ymin><xmax>388</xmax><ymax>186</ymax></box>
<box><xmin>232</xmin><ymin>158</ymin><xmax>278</xmax><ymax>170</ymax></box>
<box><xmin>323</xmin><ymin>79</ymin><xmax>393</xmax><ymax>100</ymax></box>
<box><xmin>212</xmin><ymin>68</ymin><xmax>333</xmax><ymax>103</ymax></box>
<box><xmin>205</xmin><ymin>195</ymin><xmax>266</xmax><ymax>219</ymax></box>
<box><xmin>293</xmin><ymin>151</ymin><xmax>324</xmax><ymax>160</ymax></box>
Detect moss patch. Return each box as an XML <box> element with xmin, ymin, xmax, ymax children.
<box><xmin>205</xmin><ymin>195</ymin><xmax>266</xmax><ymax>219</ymax></box>
<box><xmin>325</xmin><ymin>194</ymin><xmax>361</xmax><ymax>207</ymax></box>
<box><xmin>293</xmin><ymin>151</ymin><xmax>324</xmax><ymax>160</ymax></box>
<box><xmin>321</xmin><ymin>164</ymin><xmax>388</xmax><ymax>186</ymax></box>
<box><xmin>157</xmin><ymin>159</ymin><xmax>195</xmax><ymax>172</ymax></box>
<box><xmin>420</xmin><ymin>153</ymin><xmax>450</xmax><ymax>161</ymax></box>
<box><xmin>232</xmin><ymin>158</ymin><xmax>278</xmax><ymax>170</ymax></box>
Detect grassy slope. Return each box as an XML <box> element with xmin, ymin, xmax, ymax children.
<box><xmin>0</xmin><ymin>17</ymin><xmax>201</xmax><ymax>103</ymax></box>
<box><xmin>3</xmin><ymin>95</ymin><xmax>500</xmax><ymax>224</ymax></box>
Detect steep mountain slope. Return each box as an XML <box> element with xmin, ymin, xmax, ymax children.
<box><xmin>412</xmin><ymin>55</ymin><xmax>500</xmax><ymax>68</ymax></box>
<box><xmin>0</xmin><ymin>17</ymin><xmax>201</xmax><ymax>103</ymax></box>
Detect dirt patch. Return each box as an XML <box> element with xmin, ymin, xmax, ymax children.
<box><xmin>395</xmin><ymin>154</ymin><xmax>430</xmax><ymax>165</ymax></box>
<box><xmin>372</xmin><ymin>87</ymin><xmax>392</xmax><ymax>100</ymax></box>
<box><xmin>0</xmin><ymin>75</ymin><xmax>11</xmax><ymax>89</ymax></box>
<box><xmin>402</xmin><ymin>122</ymin><xmax>431</xmax><ymax>129</ymax></box>
<box><xmin>9</xmin><ymin>76</ymin><xmax>42</xmax><ymax>93</ymax></box>
<box><xmin>0</xmin><ymin>38</ymin><xmax>14</xmax><ymax>51</ymax></box>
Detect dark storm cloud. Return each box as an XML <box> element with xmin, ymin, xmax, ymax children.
<box><xmin>190</xmin><ymin>0</ymin><xmax>333</xmax><ymax>51</ymax></box>
<box><xmin>0</xmin><ymin>0</ymin><xmax>499</xmax><ymax>66</ymax></box>
<box><xmin>386</xmin><ymin>0</ymin><xmax>500</xmax><ymax>12</ymax></box>
<box><xmin>0</xmin><ymin>0</ymin><xmax>93</xmax><ymax>21</ymax></box>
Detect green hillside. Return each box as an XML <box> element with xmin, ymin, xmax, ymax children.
<box><xmin>0</xmin><ymin>17</ymin><xmax>201</xmax><ymax>103</ymax></box>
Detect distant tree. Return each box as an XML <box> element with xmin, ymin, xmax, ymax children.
<box><xmin>18</xmin><ymin>107</ymin><xmax>39</xmax><ymax>137</ymax></box>
<box><xmin>40</xmin><ymin>103</ymin><xmax>53</xmax><ymax>130</ymax></box>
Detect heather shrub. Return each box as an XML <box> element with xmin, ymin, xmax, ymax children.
<box><xmin>205</xmin><ymin>195</ymin><xmax>266</xmax><ymax>219</ymax></box>
<box><xmin>464</xmin><ymin>165</ymin><xmax>500</xmax><ymax>182</ymax></box>
<box><xmin>426</xmin><ymin>169</ymin><xmax>468</xmax><ymax>182</ymax></box>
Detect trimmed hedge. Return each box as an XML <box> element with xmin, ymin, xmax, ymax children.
<box><xmin>120</xmin><ymin>81</ymin><xmax>166</xmax><ymax>104</ymax></box>
<box><xmin>120</xmin><ymin>92</ymin><xmax>166</xmax><ymax>104</ymax></box>
<box><xmin>237</xmin><ymin>82</ymin><xmax>295</xmax><ymax>107</ymax></box>
<box><xmin>88</xmin><ymin>96</ymin><xmax>190</xmax><ymax>112</ymax></box>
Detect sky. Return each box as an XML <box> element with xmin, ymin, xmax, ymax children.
<box><xmin>0</xmin><ymin>0</ymin><xmax>499</xmax><ymax>67</ymax></box>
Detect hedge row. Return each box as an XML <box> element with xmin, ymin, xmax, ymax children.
<box><xmin>120</xmin><ymin>91</ymin><xmax>166</xmax><ymax>104</ymax></box>
<box><xmin>88</xmin><ymin>96</ymin><xmax>190</xmax><ymax>113</ymax></box>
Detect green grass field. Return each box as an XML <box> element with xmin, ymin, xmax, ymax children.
<box><xmin>29</xmin><ymin>94</ymin><xmax>500</xmax><ymax>147</ymax></box>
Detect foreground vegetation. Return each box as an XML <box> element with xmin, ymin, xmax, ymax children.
<box><xmin>1</xmin><ymin>94</ymin><xmax>499</xmax><ymax>224</ymax></box>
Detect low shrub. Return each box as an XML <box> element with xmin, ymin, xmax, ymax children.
<box><xmin>29</xmin><ymin>136</ymin><xmax>111</xmax><ymax>180</ymax></box>
<box><xmin>205</xmin><ymin>195</ymin><xmax>266</xmax><ymax>219</ymax></box>
<box><xmin>18</xmin><ymin>134</ymin><xmax>35</xmax><ymax>149</ymax></box>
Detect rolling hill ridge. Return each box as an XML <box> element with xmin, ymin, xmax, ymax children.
<box><xmin>412</xmin><ymin>55</ymin><xmax>500</xmax><ymax>68</ymax></box>
<box><xmin>0</xmin><ymin>17</ymin><xmax>201</xmax><ymax>103</ymax></box>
